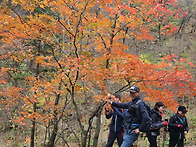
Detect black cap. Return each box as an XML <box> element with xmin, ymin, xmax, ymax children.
<box><xmin>155</xmin><ymin>102</ymin><xmax>165</xmax><ymax>107</ymax></box>
<box><xmin>130</xmin><ymin>86</ymin><xmax>140</xmax><ymax>93</ymax></box>
<box><xmin>178</xmin><ymin>105</ymin><xmax>187</xmax><ymax>113</ymax></box>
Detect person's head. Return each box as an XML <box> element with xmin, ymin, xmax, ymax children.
<box><xmin>113</xmin><ymin>93</ymin><xmax>121</xmax><ymax>103</ymax></box>
<box><xmin>154</xmin><ymin>102</ymin><xmax>165</xmax><ymax>113</ymax></box>
<box><xmin>129</xmin><ymin>86</ymin><xmax>140</xmax><ymax>99</ymax></box>
<box><xmin>177</xmin><ymin>105</ymin><xmax>187</xmax><ymax>117</ymax></box>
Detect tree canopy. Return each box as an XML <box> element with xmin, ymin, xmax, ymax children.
<box><xmin>0</xmin><ymin>0</ymin><xmax>195</xmax><ymax>146</ymax></box>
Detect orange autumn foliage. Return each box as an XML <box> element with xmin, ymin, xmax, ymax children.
<box><xmin>0</xmin><ymin>0</ymin><xmax>195</xmax><ymax>132</ymax></box>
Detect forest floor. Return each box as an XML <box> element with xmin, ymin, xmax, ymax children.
<box><xmin>0</xmin><ymin>119</ymin><xmax>196</xmax><ymax>147</ymax></box>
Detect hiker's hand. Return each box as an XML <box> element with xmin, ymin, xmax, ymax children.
<box><xmin>133</xmin><ymin>128</ymin><xmax>140</xmax><ymax>134</ymax></box>
<box><xmin>105</xmin><ymin>93</ymin><xmax>116</xmax><ymax>100</ymax></box>
<box><xmin>105</xmin><ymin>93</ymin><xmax>111</xmax><ymax>99</ymax></box>
<box><xmin>103</xmin><ymin>99</ymin><xmax>112</xmax><ymax>105</ymax></box>
<box><xmin>103</xmin><ymin>96</ymin><xmax>110</xmax><ymax>103</ymax></box>
<box><xmin>177</xmin><ymin>124</ymin><xmax>183</xmax><ymax>128</ymax></box>
<box><xmin>184</xmin><ymin>131</ymin><xmax>188</xmax><ymax>135</ymax></box>
<box><xmin>102</xmin><ymin>93</ymin><xmax>111</xmax><ymax>102</ymax></box>
<box><xmin>162</xmin><ymin>121</ymin><xmax>168</xmax><ymax>126</ymax></box>
<box><xmin>103</xmin><ymin>98</ymin><xmax>108</xmax><ymax>103</ymax></box>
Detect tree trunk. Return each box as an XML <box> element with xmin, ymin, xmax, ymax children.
<box><xmin>81</xmin><ymin>131</ymin><xmax>88</xmax><ymax>147</ymax></box>
<box><xmin>47</xmin><ymin>83</ymin><xmax>61</xmax><ymax>147</ymax></box>
<box><xmin>47</xmin><ymin>122</ymin><xmax>58</xmax><ymax>147</ymax></box>
<box><xmin>93</xmin><ymin>109</ymin><xmax>101</xmax><ymax>147</ymax></box>
<box><xmin>30</xmin><ymin>40</ymin><xmax>41</xmax><ymax>147</ymax></box>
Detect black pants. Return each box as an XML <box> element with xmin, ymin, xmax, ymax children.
<box><xmin>169</xmin><ymin>137</ymin><xmax>184</xmax><ymax>147</ymax></box>
<box><xmin>106</xmin><ymin>131</ymin><xmax>123</xmax><ymax>147</ymax></box>
<box><xmin>147</xmin><ymin>133</ymin><xmax>158</xmax><ymax>147</ymax></box>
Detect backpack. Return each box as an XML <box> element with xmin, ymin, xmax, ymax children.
<box><xmin>135</xmin><ymin>99</ymin><xmax>152</xmax><ymax>119</ymax></box>
<box><xmin>128</xmin><ymin>99</ymin><xmax>152</xmax><ymax>132</ymax></box>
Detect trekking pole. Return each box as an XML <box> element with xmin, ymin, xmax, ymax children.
<box><xmin>162</xmin><ymin>119</ymin><xmax>168</xmax><ymax>147</ymax></box>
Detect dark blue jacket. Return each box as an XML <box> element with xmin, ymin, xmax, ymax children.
<box><xmin>105</xmin><ymin>106</ymin><xmax>126</xmax><ymax>132</ymax></box>
<box><xmin>148</xmin><ymin>108</ymin><xmax>164</xmax><ymax>136</ymax></box>
<box><xmin>168</xmin><ymin>113</ymin><xmax>188</xmax><ymax>139</ymax></box>
<box><xmin>112</xmin><ymin>96</ymin><xmax>151</xmax><ymax>132</ymax></box>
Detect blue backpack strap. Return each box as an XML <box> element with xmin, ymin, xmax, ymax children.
<box><xmin>177</xmin><ymin>115</ymin><xmax>186</xmax><ymax>124</ymax></box>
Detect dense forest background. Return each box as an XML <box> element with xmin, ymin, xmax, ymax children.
<box><xmin>0</xmin><ymin>0</ymin><xmax>195</xmax><ymax>146</ymax></box>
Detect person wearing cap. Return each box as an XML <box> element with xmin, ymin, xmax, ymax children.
<box><xmin>146</xmin><ymin>102</ymin><xmax>168</xmax><ymax>147</ymax></box>
<box><xmin>105</xmin><ymin>86</ymin><xmax>151</xmax><ymax>147</ymax></box>
<box><xmin>168</xmin><ymin>105</ymin><xmax>189</xmax><ymax>147</ymax></box>
<box><xmin>105</xmin><ymin>93</ymin><xmax>127</xmax><ymax>147</ymax></box>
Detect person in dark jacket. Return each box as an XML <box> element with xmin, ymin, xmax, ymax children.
<box><xmin>146</xmin><ymin>102</ymin><xmax>168</xmax><ymax>147</ymax></box>
<box><xmin>105</xmin><ymin>86</ymin><xmax>151</xmax><ymax>147</ymax></box>
<box><xmin>105</xmin><ymin>93</ymin><xmax>126</xmax><ymax>147</ymax></box>
<box><xmin>168</xmin><ymin>105</ymin><xmax>188</xmax><ymax>147</ymax></box>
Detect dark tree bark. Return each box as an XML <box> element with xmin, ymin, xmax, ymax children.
<box><xmin>92</xmin><ymin>109</ymin><xmax>102</xmax><ymax>147</ymax></box>
<box><xmin>47</xmin><ymin>84</ymin><xmax>62</xmax><ymax>147</ymax></box>
<box><xmin>30</xmin><ymin>40</ymin><xmax>41</xmax><ymax>147</ymax></box>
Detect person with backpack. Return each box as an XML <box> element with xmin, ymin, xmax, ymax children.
<box><xmin>105</xmin><ymin>93</ymin><xmax>127</xmax><ymax>147</ymax></box>
<box><xmin>168</xmin><ymin>105</ymin><xmax>189</xmax><ymax>147</ymax></box>
<box><xmin>146</xmin><ymin>102</ymin><xmax>168</xmax><ymax>147</ymax></box>
<box><xmin>105</xmin><ymin>86</ymin><xmax>151</xmax><ymax>147</ymax></box>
